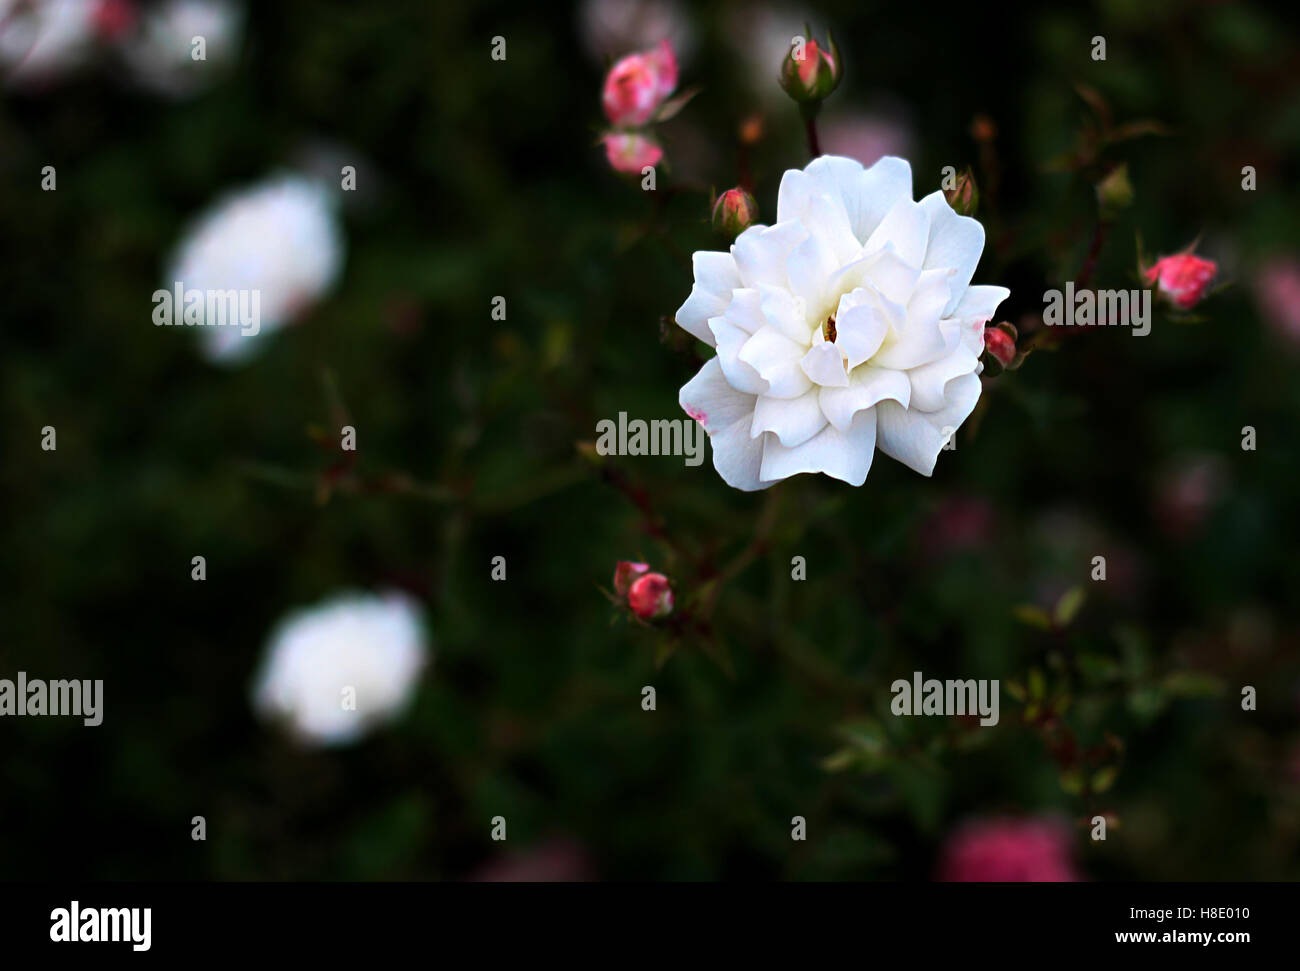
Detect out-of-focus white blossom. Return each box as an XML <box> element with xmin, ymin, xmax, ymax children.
<box><xmin>0</xmin><ymin>0</ymin><xmax>100</xmax><ymax>87</ymax></box>
<box><xmin>118</xmin><ymin>0</ymin><xmax>242</xmax><ymax>98</ymax></box>
<box><xmin>252</xmin><ymin>591</ymin><xmax>429</xmax><ymax>747</ymax></box>
<box><xmin>165</xmin><ymin>173</ymin><xmax>344</xmax><ymax>364</ymax></box>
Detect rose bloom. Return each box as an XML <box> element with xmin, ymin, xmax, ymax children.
<box><xmin>601</xmin><ymin>38</ymin><xmax>676</xmax><ymax>126</ymax></box>
<box><xmin>251</xmin><ymin>591</ymin><xmax>429</xmax><ymax>747</ymax></box>
<box><xmin>676</xmin><ymin>155</ymin><xmax>1009</xmax><ymax>489</ymax></box>
<box><xmin>937</xmin><ymin>817</ymin><xmax>1080</xmax><ymax>882</ymax></box>
<box><xmin>602</xmin><ymin>131</ymin><xmax>662</xmax><ymax>173</ymax></box>
<box><xmin>1144</xmin><ymin>252</ymin><xmax>1216</xmax><ymax>310</ymax></box>
<box><xmin>166</xmin><ymin>173</ymin><xmax>344</xmax><ymax>363</ymax></box>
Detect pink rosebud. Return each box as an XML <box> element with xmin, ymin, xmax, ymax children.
<box><xmin>613</xmin><ymin>560</ymin><xmax>650</xmax><ymax>597</ymax></box>
<box><xmin>938</xmin><ymin>817</ymin><xmax>1081</xmax><ymax>882</ymax></box>
<box><xmin>1144</xmin><ymin>252</ymin><xmax>1217</xmax><ymax>310</ymax></box>
<box><xmin>983</xmin><ymin>323</ymin><xmax>1016</xmax><ymax>368</ymax></box>
<box><xmin>779</xmin><ymin>32</ymin><xmax>841</xmax><ymax>104</ymax></box>
<box><xmin>601</xmin><ymin>39</ymin><xmax>678</xmax><ymax>127</ymax></box>
<box><xmin>627</xmin><ymin>572</ymin><xmax>673</xmax><ymax>620</ymax></box>
<box><xmin>602</xmin><ymin>132</ymin><xmax>663</xmax><ymax>173</ymax></box>
<box><xmin>711</xmin><ymin>187</ymin><xmax>758</xmax><ymax>237</ymax></box>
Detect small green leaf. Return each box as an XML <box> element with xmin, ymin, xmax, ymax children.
<box><xmin>1054</xmin><ymin>587</ymin><xmax>1086</xmax><ymax>627</ymax></box>
<box><xmin>1014</xmin><ymin>605</ymin><xmax>1053</xmax><ymax>630</ymax></box>
<box><xmin>1060</xmin><ymin>767</ymin><xmax>1085</xmax><ymax>795</ymax></box>
<box><xmin>1092</xmin><ymin>766</ymin><xmax>1119</xmax><ymax>793</ymax></box>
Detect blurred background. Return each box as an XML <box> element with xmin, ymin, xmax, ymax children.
<box><xmin>1</xmin><ymin>0</ymin><xmax>1298</xmax><ymax>880</ymax></box>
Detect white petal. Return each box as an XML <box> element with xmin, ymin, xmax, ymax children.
<box><xmin>818</xmin><ymin>366</ymin><xmax>910</xmax><ymax>431</ymax></box>
<box><xmin>694</xmin><ymin>249</ymin><xmax>742</xmax><ymax>296</ymax></box>
<box><xmin>918</xmin><ymin>190</ymin><xmax>986</xmax><ymax>316</ymax></box>
<box><xmin>679</xmin><ymin>357</ymin><xmax>755</xmax><ymax>433</ymax></box>
<box><xmin>785</xmin><ymin>231</ymin><xmax>838</xmax><ymax>322</ymax></box>
<box><xmin>737</xmin><ymin>325</ymin><xmax>813</xmax><ymax>398</ymax></box>
<box><xmin>876</xmin><ymin>372</ymin><xmax>981</xmax><ymax>476</ymax></box>
<box><xmin>851</xmin><ymin>156</ymin><xmax>914</xmax><ymax>243</ymax></box>
<box><xmin>805</xmin><ymin>190</ymin><xmax>863</xmax><ymax>267</ymax></box>
<box><xmin>952</xmin><ymin>284</ymin><xmax>1010</xmax><ymax>322</ymax></box>
<box><xmin>675</xmin><ymin>244</ymin><xmax>741</xmax><ymax>347</ymax></box>
<box><xmin>757</xmin><ymin>283</ymin><xmax>814</xmax><ymax>343</ymax></box>
<box><xmin>674</xmin><ymin>284</ymin><xmax>724</xmax><ymax>346</ymax></box>
<box><xmin>863</xmin><ymin>244</ymin><xmax>922</xmax><ymax>306</ymax></box>
<box><xmin>864</xmin><ymin>196</ymin><xmax>931</xmax><ymax>268</ymax></box>
<box><xmin>751</xmin><ymin>390</ymin><xmax>827</xmax><ymax>447</ymax></box>
<box><xmin>759</xmin><ymin>406</ymin><xmax>877</xmax><ymax>486</ymax></box>
<box><xmin>709</xmin><ymin>317</ymin><xmax>770</xmax><ymax>396</ymax></box>
<box><xmin>721</xmin><ymin>287</ymin><xmax>766</xmax><ymax>335</ymax></box>
<box><xmin>908</xmin><ymin>268</ymin><xmax>955</xmax><ymax>328</ymax></box>
<box><xmin>907</xmin><ymin>346</ymin><xmax>979</xmax><ymax>412</ymax></box>
<box><xmin>799</xmin><ymin>341</ymin><xmax>849</xmax><ymax>387</ymax></box>
<box><xmin>871</xmin><ymin>305</ymin><xmax>962</xmax><ymax>371</ymax></box>
<box><xmin>731</xmin><ymin>222</ymin><xmax>807</xmax><ymax>290</ymax></box>
<box><xmin>709</xmin><ymin>414</ymin><xmax>770</xmax><ymax>491</ymax></box>
<box><xmin>832</xmin><ymin>300</ymin><xmax>889</xmax><ymax>369</ymax></box>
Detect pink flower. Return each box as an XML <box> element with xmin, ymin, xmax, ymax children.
<box><xmin>628</xmin><ymin>572</ymin><xmax>673</xmax><ymax>620</ymax></box>
<box><xmin>613</xmin><ymin>560</ymin><xmax>649</xmax><ymax>597</ymax></box>
<box><xmin>602</xmin><ymin>132</ymin><xmax>662</xmax><ymax>173</ymax></box>
<box><xmin>1254</xmin><ymin>257</ymin><xmax>1300</xmax><ymax>346</ymax></box>
<box><xmin>937</xmin><ymin>817</ymin><xmax>1080</xmax><ymax>882</ymax></box>
<box><xmin>601</xmin><ymin>39</ymin><xmax>677</xmax><ymax>127</ymax></box>
<box><xmin>1144</xmin><ymin>252</ymin><xmax>1217</xmax><ymax>310</ymax></box>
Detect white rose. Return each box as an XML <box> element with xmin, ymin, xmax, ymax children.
<box><xmin>251</xmin><ymin>591</ymin><xmax>428</xmax><ymax>746</ymax></box>
<box><xmin>166</xmin><ymin>173</ymin><xmax>344</xmax><ymax>364</ymax></box>
<box><xmin>676</xmin><ymin>155</ymin><xmax>1009</xmax><ymax>490</ymax></box>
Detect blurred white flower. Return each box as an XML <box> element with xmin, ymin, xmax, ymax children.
<box><xmin>252</xmin><ymin>591</ymin><xmax>429</xmax><ymax>747</ymax></box>
<box><xmin>0</xmin><ymin>0</ymin><xmax>100</xmax><ymax>87</ymax></box>
<box><xmin>166</xmin><ymin>173</ymin><xmax>344</xmax><ymax>364</ymax></box>
<box><xmin>676</xmin><ymin>154</ymin><xmax>1008</xmax><ymax>489</ymax></box>
<box><xmin>578</xmin><ymin>0</ymin><xmax>694</xmax><ymax>64</ymax></box>
<box><xmin>118</xmin><ymin>0</ymin><xmax>242</xmax><ymax>98</ymax></box>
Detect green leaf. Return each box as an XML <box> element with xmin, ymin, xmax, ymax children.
<box><xmin>1054</xmin><ymin>587</ymin><xmax>1086</xmax><ymax>627</ymax></box>
<box><xmin>652</xmin><ymin>86</ymin><xmax>701</xmax><ymax>123</ymax></box>
<box><xmin>1162</xmin><ymin>671</ymin><xmax>1224</xmax><ymax>698</ymax></box>
<box><xmin>1092</xmin><ymin>766</ymin><xmax>1119</xmax><ymax>794</ymax></box>
<box><xmin>1060</xmin><ymin>767</ymin><xmax>1085</xmax><ymax>795</ymax></box>
<box><xmin>1013</xmin><ymin>605</ymin><xmax>1053</xmax><ymax>630</ymax></box>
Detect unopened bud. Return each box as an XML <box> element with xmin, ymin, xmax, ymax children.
<box><xmin>779</xmin><ymin>30</ymin><xmax>841</xmax><ymax>105</ymax></box>
<box><xmin>1144</xmin><ymin>251</ymin><xmax>1217</xmax><ymax>310</ymax></box>
<box><xmin>1095</xmin><ymin>163</ymin><xmax>1133</xmax><ymax>214</ymax></box>
<box><xmin>983</xmin><ymin>322</ymin><xmax>1017</xmax><ymax>369</ymax></box>
<box><xmin>712</xmin><ymin>188</ymin><xmax>758</xmax><ymax>237</ymax></box>
<box><xmin>944</xmin><ymin>167</ymin><xmax>979</xmax><ymax>217</ymax></box>
<box><xmin>628</xmin><ymin>572</ymin><xmax>673</xmax><ymax>620</ymax></box>
<box><xmin>613</xmin><ymin>560</ymin><xmax>650</xmax><ymax>598</ymax></box>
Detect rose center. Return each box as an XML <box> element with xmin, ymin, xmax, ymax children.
<box><xmin>822</xmin><ymin>312</ymin><xmax>837</xmax><ymax>343</ymax></box>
